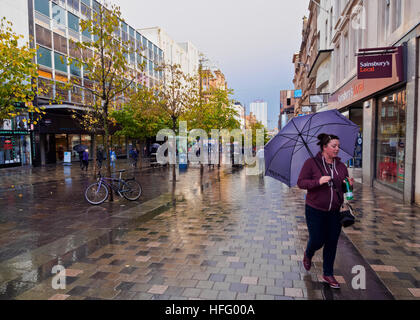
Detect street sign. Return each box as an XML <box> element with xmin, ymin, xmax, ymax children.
<box><xmin>64</xmin><ymin>152</ymin><xmax>72</xmax><ymax>163</ymax></box>
<box><xmin>294</xmin><ymin>90</ymin><xmax>302</xmax><ymax>98</ymax></box>
<box><xmin>309</xmin><ymin>94</ymin><xmax>329</xmax><ymax>104</ymax></box>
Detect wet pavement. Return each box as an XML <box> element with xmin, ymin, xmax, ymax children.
<box><xmin>0</xmin><ymin>163</ymin><xmax>419</xmax><ymax>300</ymax></box>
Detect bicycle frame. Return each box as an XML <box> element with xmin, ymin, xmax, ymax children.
<box><xmin>96</xmin><ymin>171</ymin><xmax>134</xmax><ymax>197</ymax></box>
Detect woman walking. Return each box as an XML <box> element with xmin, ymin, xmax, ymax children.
<box><xmin>82</xmin><ymin>149</ymin><xmax>89</xmax><ymax>172</ymax></box>
<box><xmin>297</xmin><ymin>134</ymin><xmax>354</xmax><ymax>289</ymax></box>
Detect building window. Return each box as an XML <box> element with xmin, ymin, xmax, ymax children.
<box><xmin>93</xmin><ymin>0</ymin><xmax>100</xmax><ymax>13</ymax></box>
<box><xmin>335</xmin><ymin>44</ymin><xmax>340</xmax><ymax>84</ymax></box>
<box><xmin>53</xmin><ymin>32</ymin><xmax>67</xmax><ymax>54</ymax></box>
<box><xmin>0</xmin><ymin>136</ymin><xmax>21</xmax><ymax>165</ymax></box>
<box><xmin>68</xmin><ymin>12</ymin><xmax>79</xmax><ymax>32</ymax></box>
<box><xmin>376</xmin><ymin>89</ymin><xmax>406</xmax><ymax>191</ymax></box>
<box><xmin>81</xmin><ymin>3</ymin><xmax>91</xmax><ymax>17</ymax></box>
<box><xmin>70</xmin><ymin>61</ymin><xmax>81</xmax><ymax>77</ymax></box>
<box><xmin>81</xmin><ymin>0</ymin><xmax>90</xmax><ymax>6</ymax></box>
<box><xmin>54</xmin><ymin>52</ymin><xmax>68</xmax><ymax>73</ymax></box>
<box><xmin>82</xmin><ymin>28</ymin><xmax>91</xmax><ymax>40</ymax></box>
<box><xmin>37</xmin><ymin>46</ymin><xmax>52</xmax><ymax>68</ymax></box>
<box><xmin>35</xmin><ymin>0</ymin><xmax>50</xmax><ymax>17</ymax></box>
<box><xmin>69</xmin><ymin>40</ymin><xmax>81</xmax><ymax>59</ymax></box>
<box><xmin>36</xmin><ymin>24</ymin><xmax>52</xmax><ymax>48</ymax></box>
<box><xmin>68</xmin><ymin>0</ymin><xmax>79</xmax><ymax>12</ymax></box>
<box><xmin>343</xmin><ymin>33</ymin><xmax>349</xmax><ymax>77</ymax></box>
<box><xmin>394</xmin><ymin>0</ymin><xmax>402</xmax><ymax>30</ymax></box>
<box><xmin>384</xmin><ymin>0</ymin><xmax>390</xmax><ymax>39</ymax></box>
<box><xmin>329</xmin><ymin>8</ymin><xmax>333</xmax><ymax>41</ymax></box>
<box><xmin>52</xmin><ymin>3</ymin><xmax>66</xmax><ymax>26</ymax></box>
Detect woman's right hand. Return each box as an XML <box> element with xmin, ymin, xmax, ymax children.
<box><xmin>319</xmin><ymin>176</ymin><xmax>332</xmax><ymax>185</ymax></box>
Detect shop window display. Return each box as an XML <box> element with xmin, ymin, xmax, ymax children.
<box><xmin>376</xmin><ymin>89</ymin><xmax>406</xmax><ymax>191</ymax></box>
<box><xmin>0</xmin><ymin>136</ymin><xmax>20</xmax><ymax>165</ymax></box>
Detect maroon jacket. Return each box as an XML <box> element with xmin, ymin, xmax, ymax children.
<box><xmin>297</xmin><ymin>152</ymin><xmax>349</xmax><ymax>212</ymax></box>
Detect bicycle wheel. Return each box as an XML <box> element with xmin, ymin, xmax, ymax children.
<box><xmin>85</xmin><ymin>182</ymin><xmax>109</xmax><ymax>205</ymax></box>
<box><xmin>121</xmin><ymin>180</ymin><xmax>142</xmax><ymax>201</ymax></box>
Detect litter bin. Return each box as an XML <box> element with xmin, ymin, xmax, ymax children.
<box><xmin>179</xmin><ymin>153</ymin><xmax>188</xmax><ymax>170</ymax></box>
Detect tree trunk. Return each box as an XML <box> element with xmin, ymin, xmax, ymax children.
<box><xmin>172</xmin><ymin>117</ymin><xmax>177</xmax><ymax>183</ymax></box>
<box><xmin>92</xmin><ymin>135</ymin><xmax>97</xmax><ymax>177</ymax></box>
<box><xmin>103</xmin><ymin>103</ymin><xmax>113</xmax><ymax>202</ymax></box>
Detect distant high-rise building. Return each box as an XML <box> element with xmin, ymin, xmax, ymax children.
<box><xmin>232</xmin><ymin>102</ymin><xmax>245</xmax><ymax>130</ymax></box>
<box><xmin>249</xmin><ymin>100</ymin><xmax>268</xmax><ymax>128</ymax></box>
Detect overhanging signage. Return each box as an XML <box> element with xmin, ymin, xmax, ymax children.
<box><xmin>294</xmin><ymin>90</ymin><xmax>302</xmax><ymax>98</ymax></box>
<box><xmin>358</xmin><ymin>54</ymin><xmax>393</xmax><ymax>79</ymax></box>
<box><xmin>309</xmin><ymin>94</ymin><xmax>329</xmax><ymax>104</ymax></box>
<box><xmin>329</xmin><ymin>45</ymin><xmax>406</xmax><ymax>110</ymax></box>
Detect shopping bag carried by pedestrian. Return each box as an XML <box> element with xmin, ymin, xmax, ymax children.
<box><xmin>339</xmin><ymin>200</ymin><xmax>356</xmax><ymax>228</ymax></box>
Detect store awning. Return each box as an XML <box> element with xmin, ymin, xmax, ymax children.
<box><xmin>308</xmin><ymin>49</ymin><xmax>333</xmax><ymax>79</ymax></box>
<box><xmin>42</xmin><ymin>104</ymin><xmax>87</xmax><ymax>111</ymax></box>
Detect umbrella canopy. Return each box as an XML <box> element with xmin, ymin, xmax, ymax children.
<box><xmin>265</xmin><ymin>110</ymin><xmax>360</xmax><ymax>187</ymax></box>
<box><xmin>73</xmin><ymin>144</ymin><xmax>89</xmax><ymax>153</ymax></box>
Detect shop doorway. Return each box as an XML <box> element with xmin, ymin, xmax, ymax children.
<box><xmin>46</xmin><ymin>134</ymin><xmax>57</xmax><ymax>164</ymax></box>
<box><xmin>55</xmin><ymin>134</ymin><xmax>68</xmax><ymax>163</ymax></box>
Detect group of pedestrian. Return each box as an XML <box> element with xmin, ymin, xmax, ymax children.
<box><xmin>79</xmin><ymin>148</ymin><xmax>118</xmax><ymax>172</ymax></box>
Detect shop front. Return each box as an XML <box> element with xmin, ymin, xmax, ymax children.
<box><xmin>32</xmin><ymin>108</ymin><xmax>128</xmax><ymax>165</ymax></box>
<box><xmin>0</xmin><ymin>116</ymin><xmax>32</xmax><ymax>168</ymax></box>
<box><xmin>376</xmin><ymin>88</ymin><xmax>406</xmax><ymax>192</ymax></box>
<box><xmin>329</xmin><ymin>45</ymin><xmax>407</xmax><ymax>198</ymax></box>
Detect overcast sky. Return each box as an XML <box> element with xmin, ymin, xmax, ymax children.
<box><xmin>113</xmin><ymin>0</ymin><xmax>309</xmax><ymax>130</ymax></box>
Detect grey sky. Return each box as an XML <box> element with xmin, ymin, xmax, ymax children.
<box><xmin>113</xmin><ymin>0</ymin><xmax>309</xmax><ymax>130</ymax></box>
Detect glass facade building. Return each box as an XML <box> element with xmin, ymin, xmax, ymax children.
<box><xmin>26</xmin><ymin>0</ymin><xmax>165</xmax><ymax>166</ymax></box>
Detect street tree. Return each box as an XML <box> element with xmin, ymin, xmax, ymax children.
<box><xmin>0</xmin><ymin>17</ymin><xmax>46</xmax><ymax>124</ymax></box>
<box><xmin>111</xmin><ymin>85</ymin><xmax>170</xmax><ymax>167</ymax></box>
<box><xmin>69</xmin><ymin>4</ymin><xmax>139</xmax><ymax>185</ymax></box>
<box><xmin>185</xmin><ymin>85</ymin><xmax>240</xmax><ymax>168</ymax></box>
<box><xmin>155</xmin><ymin>63</ymin><xmax>199</xmax><ymax>181</ymax></box>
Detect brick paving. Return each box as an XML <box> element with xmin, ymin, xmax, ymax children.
<box><xmin>0</xmin><ymin>162</ymin><xmax>418</xmax><ymax>300</ymax></box>
<box><xmin>0</xmin><ymin>165</ymin><xmax>419</xmax><ymax>300</ymax></box>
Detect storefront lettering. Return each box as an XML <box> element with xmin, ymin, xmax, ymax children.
<box><xmin>338</xmin><ymin>82</ymin><xmax>364</xmax><ymax>103</ymax></box>
<box><xmin>360</xmin><ymin>61</ymin><xmax>391</xmax><ymax>68</ymax></box>
<box><xmin>358</xmin><ymin>54</ymin><xmax>392</xmax><ymax>79</ymax></box>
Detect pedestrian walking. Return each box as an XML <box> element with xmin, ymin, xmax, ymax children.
<box><xmin>297</xmin><ymin>134</ymin><xmax>354</xmax><ymax>289</ymax></box>
<box><xmin>110</xmin><ymin>149</ymin><xmax>116</xmax><ymax>169</ymax></box>
<box><xmin>82</xmin><ymin>149</ymin><xmax>89</xmax><ymax>171</ymax></box>
<box><xmin>129</xmin><ymin>147</ymin><xmax>139</xmax><ymax>168</ymax></box>
<box><xmin>96</xmin><ymin>148</ymin><xmax>104</xmax><ymax>169</ymax></box>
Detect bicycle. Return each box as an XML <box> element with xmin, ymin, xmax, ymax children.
<box><xmin>85</xmin><ymin>169</ymin><xmax>142</xmax><ymax>205</ymax></box>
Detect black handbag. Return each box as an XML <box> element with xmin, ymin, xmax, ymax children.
<box><xmin>339</xmin><ymin>200</ymin><xmax>356</xmax><ymax>228</ymax></box>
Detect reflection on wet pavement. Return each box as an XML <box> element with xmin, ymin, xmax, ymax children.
<box><xmin>2</xmin><ymin>165</ymin><xmax>414</xmax><ymax>300</ymax></box>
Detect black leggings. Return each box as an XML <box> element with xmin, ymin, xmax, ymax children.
<box><xmin>305</xmin><ymin>205</ymin><xmax>342</xmax><ymax>276</ymax></box>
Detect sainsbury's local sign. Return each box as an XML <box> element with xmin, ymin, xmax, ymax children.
<box><xmin>357</xmin><ymin>54</ymin><xmax>393</xmax><ymax>79</ymax></box>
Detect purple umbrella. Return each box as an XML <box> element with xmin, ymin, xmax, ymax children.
<box><xmin>265</xmin><ymin>110</ymin><xmax>360</xmax><ymax>187</ymax></box>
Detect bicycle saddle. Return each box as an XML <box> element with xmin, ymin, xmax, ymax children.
<box><xmin>118</xmin><ymin>169</ymin><xmax>126</xmax><ymax>173</ymax></box>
